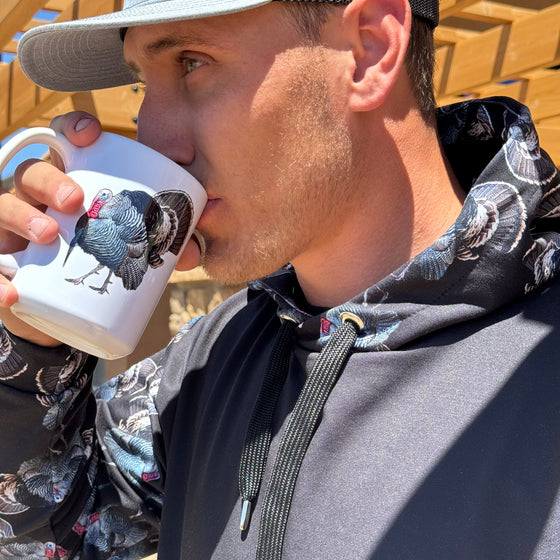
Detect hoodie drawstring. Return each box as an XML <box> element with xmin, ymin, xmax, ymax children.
<box><xmin>239</xmin><ymin>312</ymin><xmax>362</xmax><ymax>559</ymax></box>
<box><xmin>239</xmin><ymin>316</ymin><xmax>297</xmax><ymax>531</ymax></box>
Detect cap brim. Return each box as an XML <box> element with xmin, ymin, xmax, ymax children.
<box><xmin>18</xmin><ymin>0</ymin><xmax>272</xmax><ymax>92</ymax></box>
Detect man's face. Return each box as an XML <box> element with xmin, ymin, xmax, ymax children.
<box><xmin>124</xmin><ymin>4</ymin><xmax>359</xmax><ymax>284</ymax></box>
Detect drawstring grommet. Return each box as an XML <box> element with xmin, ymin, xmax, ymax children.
<box><xmin>340</xmin><ymin>311</ymin><xmax>364</xmax><ymax>330</ymax></box>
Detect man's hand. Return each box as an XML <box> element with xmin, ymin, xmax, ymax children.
<box><xmin>0</xmin><ymin>111</ymin><xmax>204</xmax><ymax>347</ymax></box>
<box><xmin>0</xmin><ymin>112</ymin><xmax>100</xmax><ymax>346</ymax></box>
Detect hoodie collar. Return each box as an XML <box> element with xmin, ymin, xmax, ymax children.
<box><xmin>250</xmin><ymin>97</ymin><xmax>560</xmax><ymax>351</ymax></box>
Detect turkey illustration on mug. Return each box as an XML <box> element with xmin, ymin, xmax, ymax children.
<box><xmin>63</xmin><ymin>187</ymin><xmax>194</xmax><ymax>294</ymax></box>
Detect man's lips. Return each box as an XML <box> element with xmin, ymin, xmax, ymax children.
<box><xmin>198</xmin><ymin>197</ymin><xmax>220</xmax><ymax>225</ymax></box>
<box><xmin>205</xmin><ymin>196</ymin><xmax>220</xmax><ymax>208</ymax></box>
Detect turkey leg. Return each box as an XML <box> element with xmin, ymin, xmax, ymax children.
<box><xmin>90</xmin><ymin>270</ymin><xmax>113</xmax><ymax>295</ymax></box>
<box><xmin>65</xmin><ymin>264</ymin><xmax>104</xmax><ymax>286</ymax></box>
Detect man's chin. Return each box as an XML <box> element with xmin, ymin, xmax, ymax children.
<box><xmin>202</xmin><ymin>256</ymin><xmax>276</xmax><ymax>287</ymax></box>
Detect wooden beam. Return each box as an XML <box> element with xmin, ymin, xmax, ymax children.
<box><xmin>537</xmin><ymin>115</ymin><xmax>560</xmax><ymax>128</ymax></box>
<box><xmin>437</xmin><ymin>68</ymin><xmax>560</xmax><ymax>124</ymax></box>
<box><xmin>88</xmin><ymin>86</ymin><xmax>142</xmax><ymax>133</ymax></box>
<box><xmin>25</xmin><ymin>86</ymin><xmax>141</xmax><ymax>138</ymax></box>
<box><xmin>470</xmin><ymin>77</ymin><xmax>527</xmax><ymax>101</ymax></box>
<box><xmin>44</xmin><ymin>0</ymin><xmax>73</xmax><ymax>10</ymax></box>
<box><xmin>71</xmin><ymin>91</ymin><xmax>98</xmax><ymax>116</ymax></box>
<box><xmin>435</xmin><ymin>26</ymin><xmax>479</xmax><ymax>45</ymax></box>
<box><xmin>434</xmin><ymin>44</ymin><xmax>451</xmax><ymax>96</ymax></box>
<box><xmin>0</xmin><ymin>64</ymin><xmax>10</xmax><ymax>132</ymax></box>
<box><xmin>76</xmin><ymin>0</ymin><xmax>122</xmax><ymax>19</ymax></box>
<box><xmin>1</xmin><ymin>90</ymin><xmax>70</xmax><ymax>139</ymax></box>
<box><xmin>436</xmin><ymin>3</ymin><xmax>560</xmax><ymax>97</ymax></box>
<box><xmin>500</xmin><ymin>4</ymin><xmax>560</xmax><ymax>77</ymax></box>
<box><xmin>3</xmin><ymin>17</ymin><xmax>52</xmax><ymax>54</ymax></box>
<box><xmin>0</xmin><ymin>0</ymin><xmax>49</xmax><ymax>52</ymax></box>
<box><xmin>440</xmin><ymin>0</ymin><xmax>482</xmax><ymax>20</ymax></box>
<box><xmin>10</xmin><ymin>62</ymin><xmax>37</xmax><ymax>126</ymax></box>
<box><xmin>498</xmin><ymin>0</ymin><xmax>559</xmax><ymax>8</ymax></box>
<box><xmin>523</xmin><ymin>69</ymin><xmax>560</xmax><ymax>122</ymax></box>
<box><xmin>460</xmin><ymin>1</ymin><xmax>536</xmax><ymax>24</ymax></box>
<box><xmin>25</xmin><ymin>96</ymin><xmax>76</xmax><ymax>128</ymax></box>
<box><xmin>23</xmin><ymin>17</ymin><xmax>57</xmax><ymax>31</ymax></box>
<box><xmin>3</xmin><ymin>40</ymin><xmax>18</xmax><ymax>56</ymax></box>
<box><xmin>0</xmin><ymin>0</ymin><xmax>133</xmax><ymax>141</ymax></box>
<box><xmin>438</xmin><ymin>25</ymin><xmax>506</xmax><ymax>96</ymax></box>
<box><xmin>0</xmin><ymin>53</ymin><xmax>74</xmax><ymax>140</ymax></box>
<box><xmin>534</xmin><ymin>126</ymin><xmax>560</xmax><ymax>165</ymax></box>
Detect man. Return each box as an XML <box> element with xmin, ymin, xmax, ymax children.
<box><xmin>0</xmin><ymin>0</ymin><xmax>559</xmax><ymax>558</ymax></box>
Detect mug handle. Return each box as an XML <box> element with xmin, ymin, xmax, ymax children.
<box><xmin>0</xmin><ymin>127</ymin><xmax>76</xmax><ymax>176</ymax></box>
<box><xmin>0</xmin><ymin>128</ymin><xmax>77</xmax><ymax>278</ymax></box>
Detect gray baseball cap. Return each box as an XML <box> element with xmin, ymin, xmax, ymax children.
<box><xmin>17</xmin><ymin>0</ymin><xmax>439</xmax><ymax>93</ymax></box>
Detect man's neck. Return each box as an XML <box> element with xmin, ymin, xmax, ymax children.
<box><xmin>293</xmin><ymin>110</ymin><xmax>465</xmax><ymax>308</ymax></box>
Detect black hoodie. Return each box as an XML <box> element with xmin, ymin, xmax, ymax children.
<box><xmin>1</xmin><ymin>97</ymin><xmax>560</xmax><ymax>559</ymax></box>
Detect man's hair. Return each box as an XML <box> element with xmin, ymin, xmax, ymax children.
<box><xmin>281</xmin><ymin>2</ymin><xmax>436</xmax><ymax>119</ymax></box>
<box><xmin>406</xmin><ymin>15</ymin><xmax>436</xmax><ymax>119</ymax></box>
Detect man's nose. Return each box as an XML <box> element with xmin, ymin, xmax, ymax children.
<box><xmin>136</xmin><ymin>95</ymin><xmax>196</xmax><ymax>167</ymax></box>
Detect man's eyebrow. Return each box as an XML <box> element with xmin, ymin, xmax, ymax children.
<box><xmin>124</xmin><ymin>30</ymin><xmax>219</xmax><ymax>79</ymax></box>
<box><xmin>144</xmin><ymin>32</ymin><xmax>218</xmax><ymax>56</ymax></box>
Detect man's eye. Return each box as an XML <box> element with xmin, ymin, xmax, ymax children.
<box><xmin>182</xmin><ymin>58</ymin><xmax>204</xmax><ymax>75</ymax></box>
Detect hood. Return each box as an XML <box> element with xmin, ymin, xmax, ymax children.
<box><xmin>249</xmin><ymin>97</ymin><xmax>560</xmax><ymax>352</ymax></box>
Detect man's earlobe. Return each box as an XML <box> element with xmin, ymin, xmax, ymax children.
<box><xmin>346</xmin><ymin>0</ymin><xmax>411</xmax><ymax>112</ymax></box>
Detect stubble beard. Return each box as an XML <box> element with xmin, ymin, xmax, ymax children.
<box><xmin>202</xmin><ymin>48</ymin><xmax>356</xmax><ymax>286</ymax></box>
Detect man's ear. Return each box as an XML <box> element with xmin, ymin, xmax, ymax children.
<box><xmin>345</xmin><ymin>0</ymin><xmax>411</xmax><ymax>112</ymax></box>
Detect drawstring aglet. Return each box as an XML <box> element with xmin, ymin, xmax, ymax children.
<box><xmin>240</xmin><ymin>499</ymin><xmax>252</xmax><ymax>531</ymax></box>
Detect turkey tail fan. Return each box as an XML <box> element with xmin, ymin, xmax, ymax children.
<box><xmin>154</xmin><ymin>190</ymin><xmax>194</xmax><ymax>255</ymax></box>
<box><xmin>118</xmin><ymin>253</ymin><xmax>149</xmax><ymax>290</ymax></box>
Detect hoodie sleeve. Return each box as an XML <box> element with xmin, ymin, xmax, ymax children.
<box><xmin>0</xmin><ymin>322</ymin><xmax>167</xmax><ymax>559</ymax></box>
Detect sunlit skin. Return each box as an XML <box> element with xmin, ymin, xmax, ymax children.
<box><xmin>0</xmin><ymin>0</ymin><xmax>465</xmax><ymax>346</ymax></box>
<box><xmin>125</xmin><ymin>7</ymin><xmax>358</xmax><ymax>288</ymax></box>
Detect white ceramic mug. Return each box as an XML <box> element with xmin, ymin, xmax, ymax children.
<box><xmin>0</xmin><ymin>127</ymin><xmax>207</xmax><ymax>359</ymax></box>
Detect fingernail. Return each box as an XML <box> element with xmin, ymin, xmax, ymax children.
<box><xmin>74</xmin><ymin>117</ymin><xmax>93</xmax><ymax>132</ymax></box>
<box><xmin>28</xmin><ymin>217</ymin><xmax>50</xmax><ymax>239</ymax></box>
<box><xmin>57</xmin><ymin>184</ymin><xmax>77</xmax><ymax>206</ymax></box>
<box><xmin>0</xmin><ymin>283</ymin><xmax>8</xmax><ymax>304</ymax></box>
